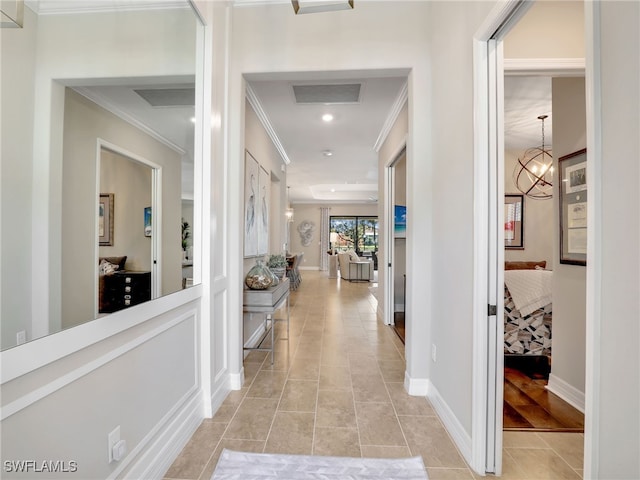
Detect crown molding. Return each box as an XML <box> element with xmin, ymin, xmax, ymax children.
<box><xmin>26</xmin><ymin>0</ymin><xmax>190</xmax><ymax>15</ymax></box>
<box><xmin>504</xmin><ymin>58</ymin><xmax>585</xmax><ymax>76</ymax></box>
<box><xmin>373</xmin><ymin>80</ymin><xmax>408</xmax><ymax>153</ymax></box>
<box><xmin>245</xmin><ymin>83</ymin><xmax>291</xmax><ymax>165</ymax></box>
<box><xmin>73</xmin><ymin>87</ymin><xmax>187</xmax><ymax>156</ymax></box>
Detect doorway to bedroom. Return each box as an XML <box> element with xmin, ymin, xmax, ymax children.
<box><xmin>499</xmin><ymin>0</ymin><xmax>586</xmax><ymax>442</ymax></box>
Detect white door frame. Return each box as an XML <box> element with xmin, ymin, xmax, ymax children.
<box><xmin>470</xmin><ymin>1</ymin><xmax>532</xmax><ymax>475</ymax></box>
<box><xmin>472</xmin><ymin>0</ymin><xmax>600</xmax><ymax>476</ymax></box>
<box><xmin>383</xmin><ymin>140</ymin><xmax>407</xmax><ymax>326</ymax></box>
<box><xmin>96</xmin><ymin>139</ymin><xmax>163</xmax><ymax>309</ymax></box>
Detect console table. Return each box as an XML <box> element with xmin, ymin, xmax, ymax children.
<box><xmin>242</xmin><ymin>277</ymin><xmax>290</xmax><ymax>364</ymax></box>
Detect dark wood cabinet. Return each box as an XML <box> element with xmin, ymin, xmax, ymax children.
<box><xmin>99</xmin><ymin>271</ymin><xmax>151</xmax><ymax>313</ymax></box>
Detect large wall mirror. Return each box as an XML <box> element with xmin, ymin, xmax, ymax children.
<box><xmin>1</xmin><ymin>0</ymin><xmax>203</xmax><ymax>350</ymax></box>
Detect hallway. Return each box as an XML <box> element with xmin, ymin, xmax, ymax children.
<box><xmin>165</xmin><ymin>271</ymin><xmax>583</xmax><ymax>480</ymax></box>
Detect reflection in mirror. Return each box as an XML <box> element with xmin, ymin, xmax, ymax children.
<box><xmin>0</xmin><ymin>1</ymin><xmax>201</xmax><ymax>350</ymax></box>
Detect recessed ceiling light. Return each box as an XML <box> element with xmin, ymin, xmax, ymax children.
<box><xmin>330</xmin><ymin>188</ymin><xmax>336</xmax><ymax>193</ymax></box>
<box><xmin>322</xmin><ymin>113</ymin><xmax>334</xmax><ymax>122</ymax></box>
<box><xmin>322</xmin><ymin>150</ymin><xmax>333</xmax><ymax>157</ymax></box>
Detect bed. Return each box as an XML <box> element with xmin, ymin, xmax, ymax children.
<box><xmin>503</xmin><ymin>261</ymin><xmax>552</xmax><ymax>356</ymax></box>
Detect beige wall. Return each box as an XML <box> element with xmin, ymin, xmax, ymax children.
<box><xmin>504</xmin><ymin>150</ymin><xmax>554</xmax><ymax>266</ymax></box>
<box><xmin>242</xmin><ymin>100</ymin><xmax>287</xmax><ymax>345</ymax></box>
<box><xmin>551</xmin><ymin>77</ymin><xmax>587</xmax><ymax>393</ymax></box>
<box><xmin>61</xmin><ymin>89</ymin><xmax>183</xmax><ymax>329</ymax></box>
<box><xmin>377</xmin><ymin>102</ymin><xmax>408</xmax><ymax>319</ymax></box>
<box><xmin>289</xmin><ymin>203</ymin><xmax>379</xmax><ymax>270</ymax></box>
<box><xmin>504</xmin><ymin>1</ymin><xmax>585</xmax><ymax>59</ymax></box>
<box><xmin>0</xmin><ymin>6</ymin><xmax>38</xmax><ymax>349</ymax></box>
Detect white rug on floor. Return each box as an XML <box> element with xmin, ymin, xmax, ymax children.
<box><xmin>211</xmin><ymin>449</ymin><xmax>428</xmax><ymax>479</ymax></box>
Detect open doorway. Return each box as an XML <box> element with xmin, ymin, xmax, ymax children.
<box><xmin>473</xmin><ymin>0</ymin><xmax>588</xmax><ymax>475</ymax></box>
<box><xmin>385</xmin><ymin>147</ymin><xmax>407</xmax><ymax>342</ymax></box>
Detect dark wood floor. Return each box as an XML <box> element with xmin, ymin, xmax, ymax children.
<box><xmin>393</xmin><ymin>312</ymin><xmax>405</xmax><ymax>343</ymax></box>
<box><xmin>503</xmin><ymin>366</ymin><xmax>584</xmax><ymax>432</ymax></box>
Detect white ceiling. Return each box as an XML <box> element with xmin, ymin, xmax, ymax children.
<box><xmin>28</xmin><ymin>1</ymin><xmax>554</xmax><ymax>205</ymax></box>
<box><xmin>77</xmin><ymin>74</ymin><xmax>552</xmax><ymax>204</ymax></box>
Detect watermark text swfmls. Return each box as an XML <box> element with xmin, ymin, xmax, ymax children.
<box><xmin>3</xmin><ymin>460</ymin><xmax>78</xmax><ymax>473</ymax></box>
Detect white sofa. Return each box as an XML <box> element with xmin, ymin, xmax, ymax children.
<box><xmin>337</xmin><ymin>251</ymin><xmax>374</xmax><ymax>281</ymax></box>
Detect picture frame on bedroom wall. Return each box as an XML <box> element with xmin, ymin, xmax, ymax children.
<box><xmin>559</xmin><ymin>148</ymin><xmax>587</xmax><ymax>266</ymax></box>
<box><xmin>504</xmin><ymin>194</ymin><xmax>524</xmax><ymax>249</ymax></box>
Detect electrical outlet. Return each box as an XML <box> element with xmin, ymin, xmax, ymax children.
<box><xmin>108</xmin><ymin>426</ymin><xmax>120</xmax><ymax>463</ymax></box>
<box><xmin>16</xmin><ymin>331</ymin><xmax>26</xmax><ymax>345</ymax></box>
<box><xmin>431</xmin><ymin>344</ymin><xmax>437</xmax><ymax>362</ymax></box>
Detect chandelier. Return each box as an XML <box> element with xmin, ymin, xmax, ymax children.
<box><xmin>513</xmin><ymin>115</ymin><xmax>553</xmax><ymax>200</ymax></box>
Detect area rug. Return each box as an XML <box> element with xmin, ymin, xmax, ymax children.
<box><xmin>211</xmin><ymin>449</ymin><xmax>428</xmax><ymax>479</ymax></box>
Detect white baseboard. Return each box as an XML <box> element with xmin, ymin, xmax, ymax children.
<box><xmin>546</xmin><ymin>373</ymin><xmax>585</xmax><ymax>413</ymax></box>
<box><xmin>229</xmin><ymin>370</ymin><xmax>244</xmax><ymax>390</ymax></box>
<box><xmin>404</xmin><ymin>371</ymin><xmax>429</xmax><ymax>396</ymax></box>
<box><xmin>427</xmin><ymin>380</ymin><xmax>473</xmax><ymax>469</ymax></box>
<box><xmin>125</xmin><ymin>390</ymin><xmax>203</xmax><ymax>480</ymax></box>
<box><xmin>299</xmin><ymin>266</ymin><xmax>320</xmax><ymax>271</ymax></box>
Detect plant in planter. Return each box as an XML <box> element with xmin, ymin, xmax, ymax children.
<box><xmin>267</xmin><ymin>254</ymin><xmax>287</xmax><ymax>280</ymax></box>
<box><xmin>181</xmin><ymin>219</ymin><xmax>191</xmax><ymax>259</ymax></box>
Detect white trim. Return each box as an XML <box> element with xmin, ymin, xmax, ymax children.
<box><xmin>74</xmin><ymin>87</ymin><xmax>187</xmax><ymax>156</ymax></box>
<box><xmin>1</xmin><ymin>285</ymin><xmax>202</xmax><ymax>383</ymax></box>
<box><xmin>120</xmin><ymin>388</ymin><xmax>203</xmax><ymax>480</ymax></box>
<box><xmin>209</xmin><ymin>374</ymin><xmax>232</xmax><ymax>415</ymax></box>
<box><xmin>299</xmin><ymin>266</ymin><xmax>320</xmax><ymax>271</ymax></box>
<box><xmin>547</xmin><ymin>374</ymin><xmax>586</xmax><ymax>414</ymax></box>
<box><xmin>245</xmin><ymin>83</ymin><xmax>291</xmax><ymax>165</ymax></box>
<box><xmin>403</xmin><ymin>370</ymin><xmax>428</xmax><ymax>396</ymax></box>
<box><xmin>427</xmin><ymin>380</ymin><xmax>473</xmax><ymax>470</ymax></box>
<box><xmin>383</xmin><ymin>138</ymin><xmax>408</xmax><ymax>327</ymax></box>
<box><xmin>583</xmin><ymin>2</ymin><xmax>602</xmax><ymax>477</ymax></box>
<box><xmin>229</xmin><ymin>371</ymin><xmax>244</xmax><ymax>391</ymax></box>
<box><xmin>373</xmin><ymin>81</ymin><xmax>408</xmax><ymax>153</ymax></box>
<box><xmin>471</xmin><ymin>37</ymin><xmax>492</xmax><ymax>476</ymax></box>
<box><xmin>504</xmin><ymin>57</ymin><xmax>585</xmax><ymax>76</ymax></box>
<box><xmin>27</xmin><ymin>1</ymin><xmax>191</xmax><ymax>15</ymax></box>
<box><xmin>1</xmin><ymin>309</ymin><xmax>199</xmax><ymax>421</ymax></box>
<box><xmin>471</xmin><ymin>0</ymin><xmax>530</xmax><ymax>475</ymax></box>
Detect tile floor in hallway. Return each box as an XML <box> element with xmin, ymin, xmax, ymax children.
<box><xmin>164</xmin><ymin>271</ymin><xmax>584</xmax><ymax>480</ymax></box>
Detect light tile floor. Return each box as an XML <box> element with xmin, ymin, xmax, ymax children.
<box><xmin>164</xmin><ymin>271</ymin><xmax>583</xmax><ymax>480</ymax></box>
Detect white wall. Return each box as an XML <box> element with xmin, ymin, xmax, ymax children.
<box><xmin>504</xmin><ymin>150</ymin><xmax>554</xmax><ymax>266</ymax></box>
<box><xmin>550</xmin><ymin>77</ymin><xmax>587</xmax><ymax>394</ymax></box>
<box><xmin>590</xmin><ymin>2</ymin><xmax>639</xmax><ymax>477</ymax></box>
<box><xmin>1</xmin><ymin>6</ymin><xmax>38</xmax><ymax>350</ymax></box>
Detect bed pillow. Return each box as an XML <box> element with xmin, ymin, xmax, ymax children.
<box><xmin>505</xmin><ymin>260</ymin><xmax>546</xmax><ymax>270</ymax></box>
<box><xmin>99</xmin><ymin>256</ymin><xmax>127</xmax><ymax>270</ymax></box>
<box><xmin>99</xmin><ymin>259</ymin><xmax>119</xmax><ymax>275</ymax></box>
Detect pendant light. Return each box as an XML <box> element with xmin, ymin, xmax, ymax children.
<box><xmin>513</xmin><ymin>115</ymin><xmax>553</xmax><ymax>200</ymax></box>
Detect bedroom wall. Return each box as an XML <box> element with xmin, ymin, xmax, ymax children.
<box><xmin>550</xmin><ymin>77</ymin><xmax>587</xmax><ymax>396</ymax></box>
<box><xmin>99</xmin><ymin>150</ymin><xmax>153</xmax><ymax>273</ymax></box>
<box><xmin>504</xmin><ymin>150</ymin><xmax>554</xmax><ymax>267</ymax></box>
<box><xmin>61</xmin><ymin>88</ymin><xmax>183</xmax><ymax>330</ymax></box>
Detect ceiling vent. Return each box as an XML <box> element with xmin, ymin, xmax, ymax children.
<box><xmin>292</xmin><ymin>83</ymin><xmax>361</xmax><ymax>104</ymax></box>
<box><xmin>134</xmin><ymin>87</ymin><xmax>195</xmax><ymax>107</ymax></box>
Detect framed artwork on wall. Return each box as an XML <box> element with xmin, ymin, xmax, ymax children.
<box><xmin>504</xmin><ymin>194</ymin><xmax>524</xmax><ymax>249</ymax></box>
<box><xmin>99</xmin><ymin>193</ymin><xmax>114</xmax><ymax>246</ymax></box>
<box><xmin>559</xmin><ymin>148</ymin><xmax>587</xmax><ymax>265</ymax></box>
<box><xmin>144</xmin><ymin>207</ymin><xmax>152</xmax><ymax>237</ymax></box>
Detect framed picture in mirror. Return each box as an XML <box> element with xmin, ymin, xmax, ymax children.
<box><xmin>99</xmin><ymin>193</ymin><xmax>114</xmax><ymax>246</ymax></box>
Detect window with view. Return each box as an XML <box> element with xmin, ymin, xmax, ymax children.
<box><xmin>329</xmin><ymin>216</ymin><xmax>379</xmax><ymax>256</ymax></box>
